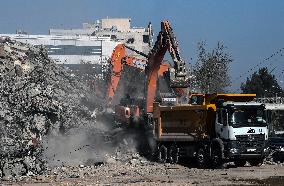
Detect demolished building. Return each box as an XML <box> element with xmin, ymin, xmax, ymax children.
<box><xmin>0</xmin><ymin>37</ymin><xmax>106</xmax><ymax>179</ymax></box>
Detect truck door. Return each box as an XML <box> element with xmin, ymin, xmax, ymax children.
<box><xmin>215</xmin><ymin>109</ymin><xmax>230</xmax><ymax>139</ymax></box>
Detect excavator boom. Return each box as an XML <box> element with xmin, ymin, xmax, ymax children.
<box><xmin>146</xmin><ymin>20</ymin><xmax>190</xmax><ymax>112</ymax></box>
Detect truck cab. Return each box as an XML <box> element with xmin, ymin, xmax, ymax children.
<box><xmin>215</xmin><ymin>101</ymin><xmax>269</xmax><ymax>164</ymax></box>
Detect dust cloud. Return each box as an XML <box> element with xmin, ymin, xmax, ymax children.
<box><xmin>42</xmin><ymin>119</ymin><xmax>141</xmax><ymax>167</ymax></box>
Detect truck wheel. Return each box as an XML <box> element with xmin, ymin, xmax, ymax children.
<box><xmin>158</xmin><ymin>145</ymin><xmax>167</xmax><ymax>163</ymax></box>
<box><xmin>249</xmin><ymin>158</ymin><xmax>264</xmax><ymax>166</ymax></box>
<box><xmin>196</xmin><ymin>147</ymin><xmax>208</xmax><ymax>168</ymax></box>
<box><xmin>234</xmin><ymin>160</ymin><xmax>246</xmax><ymax>167</ymax></box>
<box><xmin>146</xmin><ymin>135</ymin><xmax>158</xmax><ymax>161</ymax></box>
<box><xmin>169</xmin><ymin>145</ymin><xmax>179</xmax><ymax>164</ymax></box>
<box><xmin>211</xmin><ymin>147</ymin><xmax>223</xmax><ymax>168</ymax></box>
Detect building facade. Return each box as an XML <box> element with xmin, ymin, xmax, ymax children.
<box><xmin>0</xmin><ymin>18</ymin><xmax>151</xmax><ymax>65</ymax></box>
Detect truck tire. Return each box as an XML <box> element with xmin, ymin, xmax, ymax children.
<box><xmin>169</xmin><ymin>145</ymin><xmax>179</xmax><ymax>164</ymax></box>
<box><xmin>196</xmin><ymin>147</ymin><xmax>209</xmax><ymax>168</ymax></box>
<box><xmin>145</xmin><ymin>134</ymin><xmax>158</xmax><ymax>161</ymax></box>
<box><xmin>234</xmin><ymin>160</ymin><xmax>246</xmax><ymax>167</ymax></box>
<box><xmin>158</xmin><ymin>145</ymin><xmax>167</xmax><ymax>163</ymax></box>
<box><xmin>248</xmin><ymin>158</ymin><xmax>264</xmax><ymax>167</ymax></box>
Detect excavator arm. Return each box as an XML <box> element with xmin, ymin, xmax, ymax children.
<box><xmin>146</xmin><ymin>20</ymin><xmax>190</xmax><ymax>112</ymax></box>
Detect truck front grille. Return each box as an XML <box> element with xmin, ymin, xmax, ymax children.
<box><xmin>236</xmin><ymin>134</ymin><xmax>265</xmax><ymax>142</ymax></box>
<box><xmin>235</xmin><ymin>134</ymin><xmax>265</xmax><ymax>150</ymax></box>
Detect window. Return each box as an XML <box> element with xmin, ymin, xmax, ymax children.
<box><xmin>111</xmin><ymin>35</ymin><xmax>117</xmax><ymax>40</ymax></box>
<box><xmin>126</xmin><ymin>38</ymin><xmax>135</xmax><ymax>44</ymax></box>
<box><xmin>229</xmin><ymin>109</ymin><xmax>266</xmax><ymax>126</ymax></box>
<box><xmin>143</xmin><ymin>35</ymin><xmax>149</xmax><ymax>43</ymax></box>
<box><xmin>125</xmin><ymin>109</ymin><xmax>130</xmax><ymax>116</ymax></box>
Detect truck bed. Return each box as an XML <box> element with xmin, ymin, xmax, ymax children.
<box><xmin>153</xmin><ymin>103</ymin><xmax>215</xmax><ymax>141</ymax></box>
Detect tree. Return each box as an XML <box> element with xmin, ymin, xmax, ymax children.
<box><xmin>192</xmin><ymin>41</ymin><xmax>232</xmax><ymax>93</ymax></box>
<box><xmin>241</xmin><ymin>67</ymin><xmax>283</xmax><ymax>97</ymax></box>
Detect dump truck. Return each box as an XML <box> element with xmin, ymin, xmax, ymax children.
<box><xmin>152</xmin><ymin>93</ymin><xmax>269</xmax><ymax>167</ymax></box>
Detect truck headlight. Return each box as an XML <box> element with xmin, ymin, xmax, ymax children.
<box><xmin>280</xmin><ymin>147</ymin><xmax>284</xmax><ymax>152</ymax></box>
<box><xmin>264</xmin><ymin>147</ymin><xmax>269</xmax><ymax>152</ymax></box>
<box><xmin>230</xmin><ymin>148</ymin><xmax>239</xmax><ymax>154</ymax></box>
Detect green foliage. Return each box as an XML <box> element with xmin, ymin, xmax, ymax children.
<box><xmin>241</xmin><ymin>67</ymin><xmax>283</xmax><ymax>97</ymax></box>
<box><xmin>193</xmin><ymin>41</ymin><xmax>232</xmax><ymax>93</ymax></box>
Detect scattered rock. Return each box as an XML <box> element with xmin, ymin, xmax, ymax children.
<box><xmin>79</xmin><ymin>164</ymin><xmax>84</xmax><ymax>168</ymax></box>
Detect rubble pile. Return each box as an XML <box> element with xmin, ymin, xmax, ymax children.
<box><xmin>0</xmin><ymin>37</ymin><xmax>104</xmax><ymax>179</ymax></box>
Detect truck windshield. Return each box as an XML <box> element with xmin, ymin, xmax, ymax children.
<box><xmin>229</xmin><ymin>109</ymin><xmax>267</xmax><ymax>127</ymax></box>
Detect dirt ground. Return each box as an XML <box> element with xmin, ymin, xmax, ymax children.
<box><xmin>1</xmin><ymin>162</ymin><xmax>284</xmax><ymax>186</ymax></box>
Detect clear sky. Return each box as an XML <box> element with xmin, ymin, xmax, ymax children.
<box><xmin>0</xmin><ymin>0</ymin><xmax>284</xmax><ymax>91</ymax></box>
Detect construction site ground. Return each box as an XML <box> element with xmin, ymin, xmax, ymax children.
<box><xmin>1</xmin><ymin>162</ymin><xmax>284</xmax><ymax>185</ymax></box>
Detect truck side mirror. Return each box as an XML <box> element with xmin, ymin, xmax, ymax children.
<box><xmin>222</xmin><ymin>109</ymin><xmax>228</xmax><ymax>126</ymax></box>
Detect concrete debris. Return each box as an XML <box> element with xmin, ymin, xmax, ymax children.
<box><xmin>0</xmin><ymin>37</ymin><xmax>106</xmax><ymax>179</ymax></box>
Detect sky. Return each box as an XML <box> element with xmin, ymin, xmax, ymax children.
<box><xmin>0</xmin><ymin>0</ymin><xmax>284</xmax><ymax>91</ymax></box>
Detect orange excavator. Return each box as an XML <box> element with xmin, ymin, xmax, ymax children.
<box><xmin>105</xmin><ymin>43</ymin><xmax>169</xmax><ymax>126</ymax></box>
<box><xmin>110</xmin><ymin>20</ymin><xmax>190</xmax><ymax>127</ymax></box>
